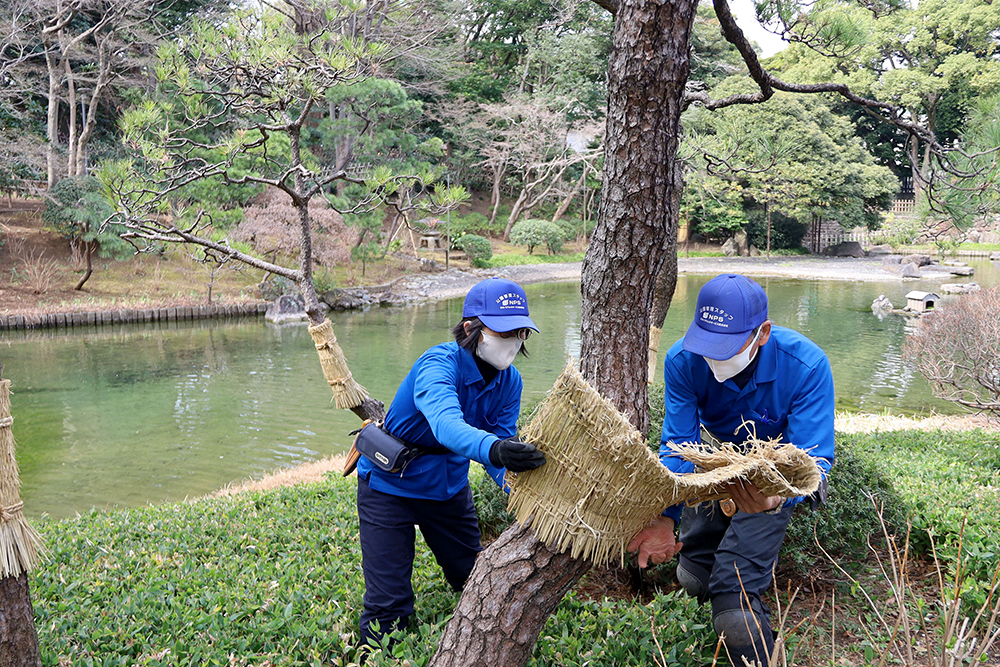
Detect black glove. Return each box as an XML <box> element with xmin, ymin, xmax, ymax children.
<box><xmin>489</xmin><ymin>438</ymin><xmax>546</xmax><ymax>473</ymax></box>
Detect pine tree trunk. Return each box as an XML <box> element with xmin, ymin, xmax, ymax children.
<box><xmin>428</xmin><ymin>523</ymin><xmax>591</xmax><ymax>666</ymax></box>
<box><xmin>428</xmin><ymin>1</ymin><xmax>696</xmax><ymax>664</ymax></box>
<box><xmin>650</xmin><ymin>251</ymin><xmax>678</xmax><ymax>330</ymax></box>
<box><xmin>648</xmin><ymin>252</ymin><xmax>679</xmax><ymax>383</ymax></box>
<box><xmin>73</xmin><ymin>240</ymin><xmax>94</xmax><ymax>291</ymax></box>
<box><xmin>0</xmin><ymin>573</ymin><xmax>42</xmax><ymax>667</ymax></box>
<box><xmin>580</xmin><ymin>0</ymin><xmax>693</xmax><ymax>435</ymax></box>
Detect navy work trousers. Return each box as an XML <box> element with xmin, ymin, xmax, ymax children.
<box><xmin>357</xmin><ymin>475</ymin><xmax>482</xmax><ymax>648</ymax></box>
<box><xmin>677</xmin><ymin>501</ymin><xmax>795</xmax><ymax>665</ymax></box>
<box><xmin>678</xmin><ymin>500</ymin><xmax>794</xmax><ymax>600</ymax></box>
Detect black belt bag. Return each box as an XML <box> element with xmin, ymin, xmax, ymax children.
<box><xmin>354</xmin><ymin>422</ymin><xmax>426</xmax><ymax>474</ymax></box>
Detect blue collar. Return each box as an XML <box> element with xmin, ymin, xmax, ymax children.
<box><xmin>458</xmin><ymin>345</ymin><xmax>487</xmax><ymax>387</ymax></box>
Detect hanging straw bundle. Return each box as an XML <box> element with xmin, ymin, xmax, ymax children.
<box><xmin>507</xmin><ymin>362</ymin><xmax>822</xmax><ymax>568</ymax></box>
<box><xmin>308</xmin><ymin>319</ymin><xmax>371</xmax><ymax>410</ymax></box>
<box><xmin>0</xmin><ymin>380</ymin><xmax>43</xmax><ymax>578</ymax></box>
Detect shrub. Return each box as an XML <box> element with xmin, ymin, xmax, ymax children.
<box><xmin>457</xmin><ymin>234</ymin><xmax>493</xmax><ymax>268</ymax></box>
<box><xmin>471</xmin><ymin>469</ymin><xmax>513</xmax><ymax>540</ymax></box>
<box><xmin>903</xmin><ymin>286</ymin><xmax>1000</xmax><ymax>421</ymax></box>
<box><xmin>483</xmin><ymin>252</ymin><xmax>586</xmax><ymax>267</ymax></box>
<box><xmin>510</xmin><ymin>218</ymin><xmax>563</xmax><ymax>255</ymax></box>
<box><xmin>782</xmin><ymin>434</ymin><xmax>909</xmax><ymax>573</ymax></box>
<box><xmin>448</xmin><ymin>211</ymin><xmax>498</xmax><ymax>238</ymax></box>
<box><xmin>553</xmin><ymin>216</ymin><xmax>595</xmax><ymax>242</ymax></box>
<box><xmin>42</xmin><ymin>176</ymin><xmax>130</xmax><ymax>259</ymax></box>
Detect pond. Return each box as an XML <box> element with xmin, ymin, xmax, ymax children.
<box><xmin>3</xmin><ymin>259</ymin><xmax>998</xmax><ymax>520</ymax></box>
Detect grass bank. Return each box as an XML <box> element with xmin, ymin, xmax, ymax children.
<box><xmin>29</xmin><ymin>419</ymin><xmax>1000</xmax><ymax>666</ymax></box>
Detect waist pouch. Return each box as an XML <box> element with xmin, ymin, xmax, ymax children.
<box><xmin>354</xmin><ymin>422</ymin><xmax>442</xmax><ymax>474</ymax></box>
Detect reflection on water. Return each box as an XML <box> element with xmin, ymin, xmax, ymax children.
<box><xmin>3</xmin><ymin>258</ymin><xmax>998</xmax><ymax>519</ymax></box>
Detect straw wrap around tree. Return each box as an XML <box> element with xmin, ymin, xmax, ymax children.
<box><xmin>0</xmin><ymin>374</ymin><xmax>44</xmax><ymax>666</ymax></box>
<box><xmin>506</xmin><ymin>363</ymin><xmax>821</xmax><ymax>567</ymax></box>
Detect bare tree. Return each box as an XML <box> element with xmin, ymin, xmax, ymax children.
<box><xmin>478</xmin><ymin>96</ymin><xmax>603</xmax><ymax>240</ymax></box>
<box><xmin>16</xmin><ymin>0</ymin><xmax>166</xmax><ymax>187</ymax></box>
<box><xmin>904</xmin><ymin>286</ymin><xmax>1000</xmax><ymax>420</ymax></box>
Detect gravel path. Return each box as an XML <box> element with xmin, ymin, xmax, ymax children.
<box><xmin>391</xmin><ymin>255</ymin><xmax>965</xmax><ymax>303</ymax></box>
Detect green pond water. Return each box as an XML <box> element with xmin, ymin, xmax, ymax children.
<box><xmin>3</xmin><ymin>260</ymin><xmax>998</xmax><ymax>519</ymax></box>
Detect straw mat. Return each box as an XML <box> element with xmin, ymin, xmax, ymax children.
<box><xmin>0</xmin><ymin>380</ymin><xmax>44</xmax><ymax>578</ymax></box>
<box><xmin>507</xmin><ymin>362</ymin><xmax>822</xmax><ymax>567</ymax></box>
<box><xmin>308</xmin><ymin>319</ymin><xmax>371</xmax><ymax>410</ymax></box>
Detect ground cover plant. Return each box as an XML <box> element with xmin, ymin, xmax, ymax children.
<box><xmin>29</xmin><ymin>417</ymin><xmax>1000</xmax><ymax>665</ymax></box>
<box><xmin>31</xmin><ymin>474</ymin><xmax>714</xmax><ymax>667</ymax></box>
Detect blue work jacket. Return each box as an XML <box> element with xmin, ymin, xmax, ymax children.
<box><xmin>358</xmin><ymin>341</ymin><xmax>515</xmax><ymax>500</ymax></box>
<box><xmin>659</xmin><ymin>326</ymin><xmax>835</xmax><ymax>522</ymax></box>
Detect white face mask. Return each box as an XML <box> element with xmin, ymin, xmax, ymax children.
<box><xmin>476</xmin><ymin>331</ymin><xmax>522</xmax><ymax>370</ymax></box>
<box><xmin>704</xmin><ymin>328</ymin><xmax>762</xmax><ymax>384</ymax></box>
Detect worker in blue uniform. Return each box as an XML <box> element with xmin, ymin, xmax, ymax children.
<box><xmin>355</xmin><ymin>277</ymin><xmax>546</xmax><ymax>652</ymax></box>
<box><xmin>628</xmin><ymin>273</ymin><xmax>834</xmax><ymax>667</ymax></box>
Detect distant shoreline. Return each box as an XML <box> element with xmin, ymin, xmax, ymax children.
<box><xmin>391</xmin><ymin>254</ymin><xmax>986</xmax><ymax>304</ymax></box>
<box><xmin>1</xmin><ymin>255</ymin><xmax>988</xmax><ymax>329</ymax></box>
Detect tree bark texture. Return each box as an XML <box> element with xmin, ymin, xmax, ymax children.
<box><xmin>429</xmin><ymin>2</ymin><xmax>695</xmax><ymax>665</ymax></box>
<box><xmin>429</xmin><ymin>523</ymin><xmax>592</xmax><ymax>666</ymax></box>
<box><xmin>0</xmin><ymin>573</ymin><xmax>42</xmax><ymax>667</ymax></box>
<box><xmin>647</xmin><ymin>250</ymin><xmax>679</xmax><ymax>383</ymax></box>
<box><xmin>580</xmin><ymin>0</ymin><xmax>694</xmax><ymax>434</ymax></box>
<box><xmin>650</xmin><ymin>249</ymin><xmax>678</xmax><ymax>329</ymax></box>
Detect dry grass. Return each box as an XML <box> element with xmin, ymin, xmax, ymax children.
<box><xmin>20</xmin><ymin>250</ymin><xmax>60</xmax><ymax>294</ymax></box>
<box><xmin>206</xmin><ymin>453</ymin><xmax>349</xmax><ymax>499</ymax></box>
<box><xmin>0</xmin><ymin>380</ymin><xmax>44</xmax><ymax>577</ymax></box>
<box><xmin>834</xmin><ymin>411</ymin><xmax>998</xmax><ymax>433</ymax></box>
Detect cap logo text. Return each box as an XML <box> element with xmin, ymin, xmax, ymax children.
<box><xmin>495</xmin><ymin>292</ymin><xmax>525</xmax><ymax>310</ymax></box>
<box><xmin>699</xmin><ymin>306</ymin><xmax>733</xmax><ymax>328</ymax></box>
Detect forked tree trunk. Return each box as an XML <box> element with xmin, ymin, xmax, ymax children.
<box><xmin>428</xmin><ymin>1</ymin><xmax>696</xmax><ymax>664</ymax></box>
<box><xmin>579</xmin><ymin>0</ymin><xmax>692</xmax><ymax>437</ymax></box>
<box><xmin>551</xmin><ymin>168</ymin><xmax>587</xmax><ymax>223</ymax></box>
<box><xmin>648</xmin><ymin>252</ymin><xmax>679</xmax><ymax>383</ymax></box>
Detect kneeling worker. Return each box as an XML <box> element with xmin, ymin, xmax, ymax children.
<box><xmin>629</xmin><ymin>273</ymin><xmax>834</xmax><ymax>667</ymax></box>
<box><xmin>355</xmin><ymin>277</ymin><xmax>546</xmax><ymax>652</ymax></box>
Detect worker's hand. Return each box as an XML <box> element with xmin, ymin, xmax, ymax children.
<box><xmin>489</xmin><ymin>438</ymin><xmax>546</xmax><ymax>473</ymax></box>
<box><xmin>627</xmin><ymin>516</ymin><xmax>683</xmax><ymax>568</ymax></box>
<box><xmin>725</xmin><ymin>479</ymin><xmax>783</xmax><ymax>514</ymax></box>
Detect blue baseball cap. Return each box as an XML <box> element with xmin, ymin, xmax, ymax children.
<box><xmin>683</xmin><ymin>274</ymin><xmax>768</xmax><ymax>360</ymax></box>
<box><xmin>463</xmin><ymin>277</ymin><xmax>539</xmax><ymax>333</ymax></box>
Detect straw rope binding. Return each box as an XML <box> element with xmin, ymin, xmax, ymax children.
<box><xmin>0</xmin><ymin>380</ymin><xmax>44</xmax><ymax>578</ymax></box>
<box><xmin>308</xmin><ymin>319</ymin><xmax>371</xmax><ymax>410</ymax></box>
<box><xmin>506</xmin><ymin>361</ymin><xmax>822</xmax><ymax>568</ymax></box>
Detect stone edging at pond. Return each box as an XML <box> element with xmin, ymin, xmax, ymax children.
<box><xmin>0</xmin><ymin>302</ymin><xmax>270</xmax><ymax>331</ymax></box>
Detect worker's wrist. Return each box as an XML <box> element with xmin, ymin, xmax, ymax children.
<box><xmin>763</xmin><ymin>497</ymin><xmax>784</xmax><ymax>514</ymax></box>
